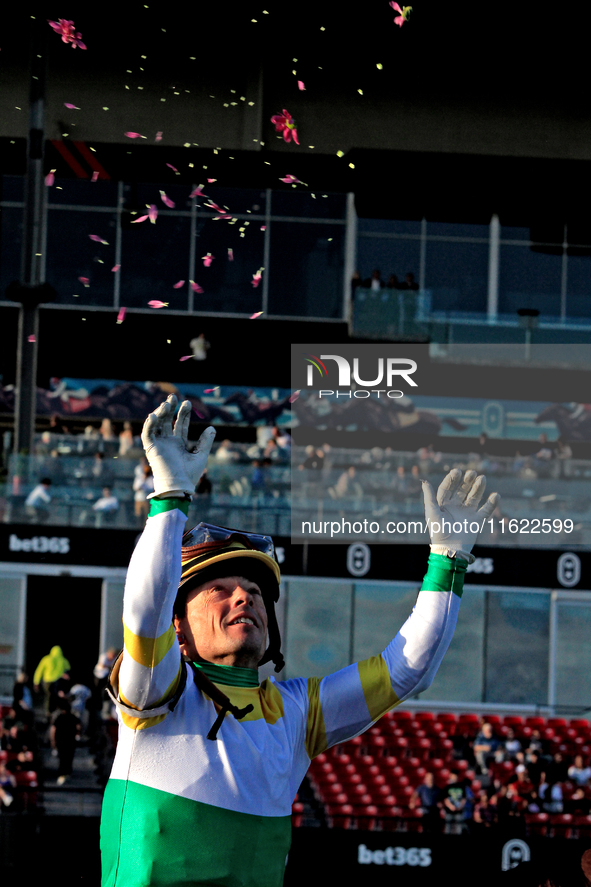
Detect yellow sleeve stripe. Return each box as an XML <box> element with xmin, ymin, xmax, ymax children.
<box><xmin>123</xmin><ymin>621</ymin><xmax>176</xmax><ymax>668</ymax></box>
<box><xmin>118</xmin><ymin>666</ymin><xmax>182</xmax><ymax>731</ymax></box>
<box><xmin>305</xmin><ymin>677</ymin><xmax>328</xmax><ymax>759</ymax></box>
<box><xmin>358</xmin><ymin>655</ymin><xmax>400</xmax><ymax>722</ymax></box>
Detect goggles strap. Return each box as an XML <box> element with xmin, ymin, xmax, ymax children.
<box><xmin>188</xmin><ymin>660</ymin><xmax>254</xmax><ymax>740</ymax></box>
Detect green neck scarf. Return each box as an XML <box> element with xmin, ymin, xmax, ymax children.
<box><xmin>192</xmin><ymin>660</ymin><xmax>260</xmax><ymax>688</ymax></box>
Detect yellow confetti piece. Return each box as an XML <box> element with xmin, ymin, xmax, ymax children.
<box><xmin>320</xmin><ymin>26</ymin><xmax>325</xmax><ymax>30</ymax></box>
<box><xmin>349</xmin><ymin>163</ymin><xmax>355</xmax><ymax>169</ymax></box>
<box><xmin>292</xmin><ymin>70</ymin><xmax>296</xmax><ymax>75</ymax></box>
<box><xmin>358</xmin><ymin>89</ymin><xmax>363</xmax><ymax>95</ymax></box>
<box><xmin>251</xmin><ymin>18</ymin><xmax>257</xmax><ymax>21</ymax></box>
<box><xmin>377</xmin><ymin>63</ymin><xmax>383</xmax><ymax>69</ymax></box>
<box><xmin>103</xmin><ymin>107</ymin><xmax>109</xmax><ymax>110</ymax></box>
<box><xmin>184</xmin><ymin>142</ymin><xmax>191</xmax><ymax>147</ymax></box>
<box><xmin>336</xmin><ymin>150</ymin><xmax>344</xmax><ymax>157</ymax></box>
<box><xmin>248</xmin><ymin>101</ymin><xmax>255</xmax><ymax>106</ymax></box>
<box><xmin>160</xmin><ymin>98</ymin><xmax>166</xmax><ymax>102</ymax></box>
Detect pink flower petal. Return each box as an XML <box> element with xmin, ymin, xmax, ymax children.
<box><xmin>78</xmin><ymin>276</ymin><xmax>90</xmax><ymax>285</ymax></box>
<box><xmin>155</xmin><ymin>131</ymin><xmax>163</xmax><ymax>141</ymax></box>
<box><xmin>202</xmin><ymin>254</ymin><xmax>214</xmax><ymax>267</ymax></box>
<box><xmin>207</xmin><ymin>178</ymin><xmax>217</xmax><ymax>183</ymax></box>
<box><xmin>189</xmin><ymin>185</ymin><xmax>205</xmax><ymax>198</ymax></box>
<box><xmin>297</xmin><ymin>81</ymin><xmax>306</xmax><ymax>91</ymax></box>
<box><xmin>148</xmin><ymin>300</ymin><xmax>169</xmax><ymax>308</ymax></box>
<box><xmin>116</xmin><ymin>307</ymin><xmax>126</xmax><ymax>324</ymax></box>
<box><xmin>193</xmin><ymin>408</ymin><xmax>205</xmax><ymax>419</ymax></box>
<box><xmin>91</xmin><ymin>171</ymin><xmax>99</xmax><ymax>182</ymax></box>
<box><xmin>173</xmin><ymin>280</ymin><xmax>185</xmax><ymax>289</ymax></box>
<box><xmin>131</xmin><ymin>215</ymin><xmax>149</xmax><ymax>223</ymax></box>
<box><xmin>227</xmin><ymin>248</ymin><xmax>234</xmax><ymax>261</ymax></box>
<box><xmin>148</xmin><ymin>205</ymin><xmax>158</xmax><ymax>223</ymax></box>
<box><xmin>111</xmin><ymin>265</ymin><xmax>121</xmax><ymax>272</ymax></box>
<box><xmin>27</xmin><ymin>334</ymin><xmax>36</xmax><ymax>343</ymax></box>
<box><xmin>289</xmin><ymin>390</ymin><xmax>301</xmax><ymax>403</ymax></box>
<box><xmin>159</xmin><ymin>190</ymin><xmax>175</xmax><ymax>208</ymax></box>
<box><xmin>250</xmin><ymin>312</ymin><xmax>263</xmax><ymax>319</ymax></box>
<box><xmin>125</xmin><ymin>132</ymin><xmax>146</xmax><ymax>139</ymax></box>
<box><xmin>167</xmin><ymin>163</ymin><xmax>180</xmax><ymax>173</ymax></box>
<box><xmin>190</xmin><ymin>281</ymin><xmax>204</xmax><ymax>293</ymax></box>
<box><xmin>45</xmin><ymin>170</ymin><xmax>56</xmax><ymax>186</ymax></box>
<box><xmin>179</xmin><ymin>355</ymin><xmax>193</xmax><ymax>361</ymax></box>
<box><xmin>260</xmin><ymin>225</ymin><xmax>267</xmax><ymax>231</ymax></box>
<box><xmin>89</xmin><ymin>235</ymin><xmax>108</xmax><ymax>244</ymax></box>
<box><xmin>204</xmin><ymin>387</ymin><xmax>220</xmax><ymax>394</ymax></box>
<box><xmin>64</xmin><ymin>102</ymin><xmax>80</xmax><ymax>109</ymax></box>
<box><xmin>279</xmin><ymin>174</ymin><xmax>303</xmax><ymax>184</ymax></box>
<box><xmin>389</xmin><ymin>1</ymin><xmax>403</xmax><ymax>11</ymax></box>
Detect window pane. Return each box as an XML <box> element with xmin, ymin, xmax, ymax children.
<box><xmin>48</xmin><ymin>179</ymin><xmax>119</xmax><ymax>207</ymax></box>
<box><xmin>0</xmin><ymin>206</ymin><xmax>23</xmax><ymax>295</ymax></box>
<box><xmin>267</xmin><ymin>222</ymin><xmax>344</xmax><ymax>317</ymax></box>
<box><xmin>356</xmin><ymin>235</ymin><xmax>420</xmax><ymax>290</ymax></box>
<box><xmin>46</xmin><ymin>210</ymin><xmax>117</xmax><ymax>306</ymax></box>
<box><xmin>501</xmin><ymin>226</ymin><xmax>530</xmax><ymax>242</ymax></box>
<box><xmin>419</xmin><ymin>588</ymin><xmax>485</xmax><ymax>703</ymax></box>
<box><xmin>427</xmin><ymin>221</ymin><xmax>489</xmax><ymax>239</ymax></box>
<box><xmin>353</xmin><ymin>583</ymin><xmax>420</xmax><ymax>663</ymax></box>
<box><xmin>565</xmin><ymin>255</ymin><xmax>591</xmax><ymax>318</ymax></box>
<box><xmin>555</xmin><ymin>602</ymin><xmax>591</xmax><ymax>707</ymax></box>
<box><xmin>2</xmin><ymin>174</ymin><xmax>24</xmax><ymax>201</ymax></box>
<box><xmin>284</xmin><ymin>579</ymin><xmax>353</xmax><ymax>679</ymax></box>
<box><xmin>425</xmin><ymin>240</ymin><xmax>489</xmax><ymax>312</ymax></box>
<box><xmin>484</xmin><ymin>591</ymin><xmax>549</xmax><ymax>705</ymax></box>
<box><xmin>357</xmin><ymin>219</ymin><xmax>421</xmax><ymax>235</ymax></box>
<box><xmin>272</xmin><ymin>190</ymin><xmax>346</xmax><ymax>220</ymax></box>
<box><xmin>192</xmin><ymin>213</ymin><xmax>264</xmax><ymax>314</ymax></box>
<box><xmin>120</xmin><ymin>214</ymin><xmax>191</xmax><ymax>309</ymax></box>
<box><xmin>498</xmin><ymin>246</ymin><xmax>562</xmax><ymax>316</ymax></box>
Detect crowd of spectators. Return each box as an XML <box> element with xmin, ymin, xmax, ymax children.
<box><xmin>1</xmin><ymin>644</ymin><xmax>120</xmax><ymax>814</ymax></box>
<box><xmin>406</xmin><ymin>717</ymin><xmax>591</xmax><ymax>837</ymax></box>
<box><xmin>351</xmin><ymin>269</ymin><xmax>420</xmax><ymax>294</ymax></box>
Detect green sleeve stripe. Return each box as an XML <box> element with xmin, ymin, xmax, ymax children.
<box><xmin>148</xmin><ymin>497</ymin><xmax>190</xmax><ymax>518</ymax></box>
<box><xmin>420</xmin><ymin>552</ymin><xmax>467</xmax><ymax>598</ymax></box>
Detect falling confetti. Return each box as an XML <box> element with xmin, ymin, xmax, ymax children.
<box><xmin>389</xmin><ymin>2</ymin><xmax>412</xmax><ymax>25</ymax></box>
<box><xmin>270</xmin><ymin>109</ymin><xmax>299</xmax><ymax>144</ymax></box>
<box><xmin>149</xmin><ymin>205</ymin><xmax>158</xmax><ymax>223</ymax></box>
<box><xmin>207</xmin><ymin>178</ymin><xmax>217</xmax><ymax>183</ymax></box>
<box><xmin>78</xmin><ymin>276</ymin><xmax>90</xmax><ymax>286</ymax></box>
<box><xmin>279</xmin><ymin>174</ymin><xmax>305</xmax><ymax>185</ymax></box>
<box><xmin>252</xmin><ymin>268</ymin><xmax>264</xmax><ymax>287</ymax></box>
<box><xmin>297</xmin><ymin>81</ymin><xmax>306</xmax><ymax>91</ymax></box>
<box><xmin>204</xmin><ymin>387</ymin><xmax>220</xmax><ymax>394</ymax></box>
<box><xmin>289</xmin><ymin>390</ymin><xmax>301</xmax><ymax>403</ymax></box>
<box><xmin>89</xmin><ymin>235</ymin><xmax>109</xmax><ymax>244</ymax></box>
<box><xmin>202</xmin><ymin>253</ymin><xmax>214</xmax><ymax>267</ymax></box>
<box><xmin>64</xmin><ymin>102</ymin><xmax>80</xmax><ymax>109</ymax></box>
<box><xmin>45</xmin><ymin>169</ymin><xmax>56</xmax><ymax>186</ymax></box>
<box><xmin>160</xmin><ymin>190</ymin><xmax>175</xmax><ymax>208</ymax></box>
<box><xmin>190</xmin><ymin>281</ymin><xmax>204</xmax><ymax>293</ymax></box>
<box><xmin>124</xmin><ymin>132</ymin><xmax>147</xmax><ymax>139</ymax></box>
<box><xmin>48</xmin><ymin>19</ymin><xmax>86</xmax><ymax>49</ymax></box>
<box><xmin>155</xmin><ymin>131</ymin><xmax>163</xmax><ymax>141</ymax></box>
<box><xmin>167</xmin><ymin>163</ymin><xmax>180</xmax><ymax>173</ymax></box>
<box><xmin>227</xmin><ymin>248</ymin><xmax>234</xmax><ymax>261</ymax></box>
<box><xmin>148</xmin><ymin>300</ymin><xmax>169</xmax><ymax>308</ymax></box>
<box><xmin>250</xmin><ymin>312</ymin><xmax>263</xmax><ymax>319</ymax></box>
<box><xmin>189</xmin><ymin>185</ymin><xmax>205</xmax><ymax>198</ymax></box>
<box><xmin>131</xmin><ymin>215</ymin><xmax>149</xmax><ymax>223</ymax></box>
<box><xmin>27</xmin><ymin>334</ymin><xmax>36</xmax><ymax>343</ymax></box>
<box><xmin>173</xmin><ymin>280</ymin><xmax>185</xmax><ymax>288</ymax></box>
<box><xmin>193</xmin><ymin>408</ymin><xmax>205</xmax><ymax>419</ymax></box>
<box><xmin>179</xmin><ymin>355</ymin><xmax>193</xmax><ymax>361</ymax></box>
<box><xmin>116</xmin><ymin>307</ymin><xmax>126</xmax><ymax>324</ymax></box>
<box><xmin>91</xmin><ymin>171</ymin><xmax>99</xmax><ymax>182</ymax></box>
<box><xmin>111</xmin><ymin>265</ymin><xmax>121</xmax><ymax>272</ymax></box>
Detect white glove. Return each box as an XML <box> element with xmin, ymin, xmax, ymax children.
<box><xmin>141</xmin><ymin>394</ymin><xmax>216</xmax><ymax>497</ymax></box>
<box><xmin>421</xmin><ymin>469</ymin><xmax>500</xmax><ymax>562</ymax></box>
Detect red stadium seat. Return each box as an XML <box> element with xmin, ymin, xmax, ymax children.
<box><xmin>391</xmin><ymin>710</ymin><xmax>413</xmax><ymax>721</ymax></box>
<box><xmin>547</xmin><ymin>718</ymin><xmax>568</xmax><ymax>729</ymax></box>
<box><xmin>502</xmin><ymin>716</ymin><xmax>524</xmax><ymax>728</ymax></box>
<box><xmin>525</xmin><ymin>716</ymin><xmax>546</xmax><ymax>729</ymax></box>
<box><xmin>571</xmin><ymin>719</ymin><xmax>591</xmax><ymax>730</ymax></box>
<box><xmin>549</xmin><ymin>814</ymin><xmax>573</xmax><ymax>838</ymax></box>
<box><xmin>326</xmin><ymin>803</ymin><xmax>354</xmax><ymax>829</ymax></box>
<box><xmin>414</xmin><ymin>711</ymin><xmax>435</xmax><ymax>723</ymax></box>
<box><xmin>292</xmin><ymin>801</ymin><xmax>304</xmax><ymax>827</ymax></box>
<box><xmin>525</xmin><ymin>812</ymin><xmax>548</xmax><ymax>837</ymax></box>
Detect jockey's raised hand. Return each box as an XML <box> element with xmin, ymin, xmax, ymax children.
<box><xmin>141</xmin><ymin>394</ymin><xmax>216</xmax><ymax>498</ymax></box>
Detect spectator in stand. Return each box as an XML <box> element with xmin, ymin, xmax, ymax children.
<box><xmin>509</xmin><ymin>764</ymin><xmax>535</xmax><ymax>803</ymax></box>
<box><xmin>364</xmin><ymin>268</ymin><xmax>384</xmax><ymax>291</ymax></box>
<box><xmin>271</xmin><ymin>426</ymin><xmax>291</xmax><ymax>453</ymax></box>
<box><xmin>498</xmin><ymin>728</ymin><xmax>522</xmax><ymax>762</ymax></box>
<box><xmin>409</xmin><ymin>771</ymin><xmax>441</xmax><ymax>833</ymax></box>
<box><xmin>99</xmin><ymin>418</ymin><xmax>117</xmax><ymax>442</ymax></box>
<box><xmin>399</xmin><ymin>272</ymin><xmax>419</xmax><ymax>291</ymax></box>
<box><xmin>566</xmin><ymin>786</ymin><xmax>591</xmax><ymax>816</ymax></box>
<box><xmin>50</xmin><ymin>698</ymin><xmax>81</xmax><ymax>785</ymax></box>
<box><xmin>329</xmin><ymin>465</ymin><xmax>362</xmax><ymax>500</ymax></box>
<box><xmin>548</xmin><ymin>752</ymin><xmax>570</xmax><ymax>784</ymax></box>
<box><xmin>119</xmin><ymin>421</ymin><xmax>135</xmax><ymax>457</ymax></box>
<box><xmin>0</xmin><ymin>760</ymin><xmax>16</xmax><ymax>810</ymax></box>
<box><xmin>568</xmin><ymin>754</ymin><xmax>591</xmax><ymax>787</ymax></box>
<box><xmin>386</xmin><ymin>274</ymin><xmax>401</xmax><ymax>290</ymax></box>
<box><xmin>214</xmin><ymin>440</ymin><xmax>238</xmax><ymax>465</ymax></box>
<box><xmin>12</xmin><ymin>672</ymin><xmax>33</xmax><ymax>719</ymax></box>
<box><xmin>473</xmin><ymin>722</ymin><xmax>501</xmax><ymax>775</ymax></box>
<box><xmin>69</xmin><ymin>680</ymin><xmax>92</xmax><ymax>737</ymax></box>
<box><xmin>442</xmin><ymin>771</ymin><xmax>473</xmax><ymax>834</ymax></box>
<box><xmin>92</xmin><ymin>452</ymin><xmax>115</xmax><ymax>487</ymax></box>
<box><xmin>538</xmin><ymin>774</ymin><xmax>563</xmax><ymax>813</ymax></box>
<box><xmin>262</xmin><ymin>438</ymin><xmax>281</xmax><ymax>463</ymax></box>
<box><xmin>472</xmin><ymin>790</ymin><xmax>497</xmax><ymax>831</ymax></box>
<box><xmin>93</xmin><ymin>486</ymin><xmax>120</xmax><ymax>525</ymax></box>
<box><xmin>133</xmin><ymin>464</ymin><xmax>154</xmax><ymax>522</ymax></box>
<box><xmin>33</xmin><ymin>645</ymin><xmax>70</xmax><ymax>717</ymax></box>
<box><xmin>299</xmin><ymin>446</ymin><xmax>325</xmax><ymax>471</ymax></box>
<box><xmin>25</xmin><ymin>477</ymin><xmax>52</xmax><ymax>523</ymax></box>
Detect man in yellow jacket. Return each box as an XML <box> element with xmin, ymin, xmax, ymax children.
<box><xmin>33</xmin><ymin>645</ymin><xmax>71</xmax><ymax>716</ymax></box>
